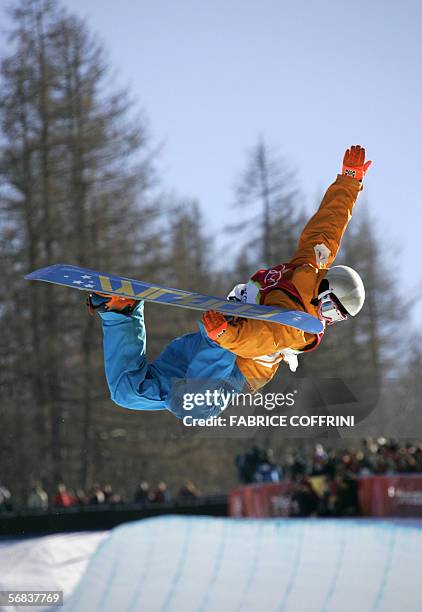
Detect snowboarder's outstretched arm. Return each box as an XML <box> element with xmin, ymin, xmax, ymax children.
<box><xmin>202</xmin><ymin>146</ymin><xmax>372</xmax><ymax>363</ymax></box>
<box><xmin>290</xmin><ymin>145</ymin><xmax>372</xmax><ymax>269</ymax></box>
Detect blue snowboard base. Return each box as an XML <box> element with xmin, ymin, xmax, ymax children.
<box><xmin>25</xmin><ymin>264</ymin><xmax>324</xmax><ymax>334</ymax></box>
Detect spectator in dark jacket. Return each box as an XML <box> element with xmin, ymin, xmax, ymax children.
<box><xmin>178</xmin><ymin>481</ymin><xmax>200</xmax><ymax>500</ymax></box>
<box><xmin>134</xmin><ymin>481</ymin><xmax>150</xmax><ymax>503</ymax></box>
<box><xmin>151</xmin><ymin>482</ymin><xmax>171</xmax><ymax>503</ymax></box>
<box><xmin>0</xmin><ymin>485</ymin><xmax>13</xmax><ymax>512</ymax></box>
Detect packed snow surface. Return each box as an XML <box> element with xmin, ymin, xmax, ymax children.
<box><xmin>1</xmin><ymin>517</ymin><xmax>421</xmax><ymax>612</ymax></box>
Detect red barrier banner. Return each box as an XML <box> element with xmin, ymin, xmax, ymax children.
<box><xmin>229</xmin><ymin>475</ymin><xmax>422</xmax><ymax>518</ymax></box>
<box><xmin>358</xmin><ymin>475</ymin><xmax>422</xmax><ymax>517</ymax></box>
<box><xmin>229</xmin><ymin>482</ymin><xmax>294</xmax><ymax>518</ymax></box>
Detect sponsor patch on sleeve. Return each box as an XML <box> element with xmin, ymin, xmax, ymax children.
<box><xmin>314</xmin><ymin>243</ymin><xmax>331</xmax><ymax>267</ymax></box>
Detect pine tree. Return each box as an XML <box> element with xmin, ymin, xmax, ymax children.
<box><xmin>308</xmin><ymin>207</ymin><xmax>404</xmax><ymax>381</ymax></box>
<box><xmin>229</xmin><ymin>138</ymin><xmax>305</xmax><ymax>268</ymax></box>
<box><xmin>0</xmin><ymin>0</ymin><xmax>159</xmax><ymax>494</ymax></box>
<box><xmin>144</xmin><ymin>199</ymin><xmax>215</xmax><ymax>356</ymax></box>
<box><xmin>395</xmin><ymin>339</ymin><xmax>422</xmax><ymax>437</ymax></box>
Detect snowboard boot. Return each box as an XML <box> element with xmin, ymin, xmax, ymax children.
<box><xmin>87</xmin><ymin>292</ymin><xmax>138</xmax><ymax>316</ymax></box>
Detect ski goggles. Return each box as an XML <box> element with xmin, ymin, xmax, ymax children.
<box><xmin>317</xmin><ymin>290</ymin><xmax>348</xmax><ymax>326</ymax></box>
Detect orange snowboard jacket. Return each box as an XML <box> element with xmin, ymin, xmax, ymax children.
<box><xmin>215</xmin><ymin>174</ymin><xmax>362</xmax><ymax>391</ymax></box>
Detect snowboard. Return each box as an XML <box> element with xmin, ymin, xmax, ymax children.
<box><xmin>25</xmin><ymin>264</ymin><xmax>324</xmax><ymax>334</ymax></box>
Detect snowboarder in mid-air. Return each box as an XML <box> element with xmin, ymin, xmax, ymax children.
<box><xmin>88</xmin><ymin>145</ymin><xmax>371</xmax><ymax>419</ymax></box>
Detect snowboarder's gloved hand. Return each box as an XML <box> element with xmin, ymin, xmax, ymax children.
<box><xmin>202</xmin><ymin>310</ymin><xmax>228</xmax><ymax>341</ymax></box>
<box><xmin>87</xmin><ymin>292</ymin><xmax>138</xmax><ymax>316</ymax></box>
<box><xmin>342</xmin><ymin>145</ymin><xmax>372</xmax><ymax>181</ymax></box>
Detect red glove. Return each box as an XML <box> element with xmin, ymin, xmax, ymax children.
<box><xmin>342</xmin><ymin>145</ymin><xmax>372</xmax><ymax>180</ymax></box>
<box><xmin>202</xmin><ymin>310</ymin><xmax>228</xmax><ymax>341</ymax></box>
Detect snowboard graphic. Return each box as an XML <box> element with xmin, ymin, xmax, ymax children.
<box><xmin>25</xmin><ymin>264</ymin><xmax>324</xmax><ymax>334</ymax></box>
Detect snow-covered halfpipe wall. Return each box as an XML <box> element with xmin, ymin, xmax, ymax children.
<box><xmin>62</xmin><ymin>516</ymin><xmax>421</xmax><ymax>612</ymax></box>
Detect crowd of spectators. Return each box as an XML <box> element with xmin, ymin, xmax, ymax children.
<box><xmin>235</xmin><ymin>438</ymin><xmax>422</xmax><ymax>517</ymax></box>
<box><xmin>1</xmin><ymin>439</ymin><xmax>421</xmax><ymax>516</ymax></box>
<box><xmin>0</xmin><ymin>479</ymin><xmax>201</xmax><ymax>514</ymax></box>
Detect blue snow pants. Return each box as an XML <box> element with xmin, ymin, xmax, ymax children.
<box><xmin>99</xmin><ymin>302</ymin><xmax>245</xmax><ymax>419</ymax></box>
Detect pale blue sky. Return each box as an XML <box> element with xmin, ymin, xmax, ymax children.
<box><xmin>3</xmin><ymin>0</ymin><xmax>422</xmax><ymax>323</ymax></box>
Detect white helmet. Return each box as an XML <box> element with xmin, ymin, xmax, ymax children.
<box><xmin>320</xmin><ymin>265</ymin><xmax>365</xmax><ymax>316</ymax></box>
